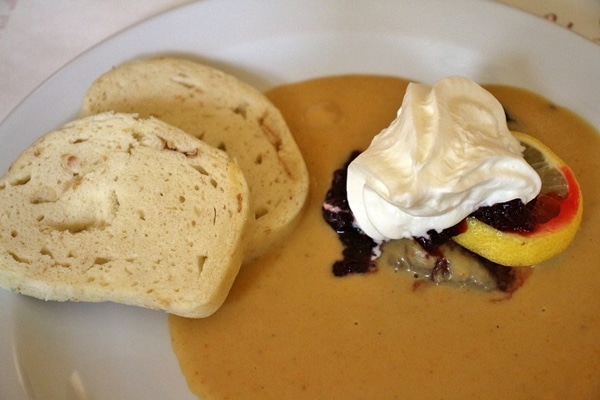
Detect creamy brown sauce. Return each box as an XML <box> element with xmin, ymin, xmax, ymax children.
<box><xmin>169</xmin><ymin>75</ymin><xmax>600</xmax><ymax>399</ymax></box>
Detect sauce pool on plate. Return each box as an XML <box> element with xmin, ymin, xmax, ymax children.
<box><xmin>169</xmin><ymin>75</ymin><xmax>600</xmax><ymax>400</ymax></box>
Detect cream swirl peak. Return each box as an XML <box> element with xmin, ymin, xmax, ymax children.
<box><xmin>346</xmin><ymin>76</ymin><xmax>541</xmax><ymax>240</ymax></box>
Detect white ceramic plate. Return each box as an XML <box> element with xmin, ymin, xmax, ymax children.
<box><xmin>1</xmin><ymin>1</ymin><xmax>599</xmax><ymax>398</ymax></box>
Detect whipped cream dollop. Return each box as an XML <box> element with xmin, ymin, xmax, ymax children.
<box><xmin>346</xmin><ymin>76</ymin><xmax>541</xmax><ymax>240</ymax></box>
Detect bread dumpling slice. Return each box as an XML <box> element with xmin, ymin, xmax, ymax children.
<box><xmin>0</xmin><ymin>112</ymin><xmax>250</xmax><ymax>318</ymax></box>
<box><xmin>81</xmin><ymin>57</ymin><xmax>309</xmax><ymax>262</ymax></box>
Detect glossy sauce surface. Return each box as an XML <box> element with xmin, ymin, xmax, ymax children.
<box><xmin>170</xmin><ymin>76</ymin><xmax>600</xmax><ymax>400</ymax></box>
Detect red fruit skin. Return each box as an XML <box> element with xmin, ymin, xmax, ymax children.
<box><xmin>525</xmin><ymin>165</ymin><xmax>581</xmax><ymax>237</ymax></box>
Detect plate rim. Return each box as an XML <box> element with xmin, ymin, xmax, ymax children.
<box><xmin>1</xmin><ymin>0</ymin><xmax>599</xmax><ymax>398</ymax></box>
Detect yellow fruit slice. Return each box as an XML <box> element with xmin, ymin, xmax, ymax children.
<box><xmin>452</xmin><ymin>131</ymin><xmax>583</xmax><ymax>267</ymax></box>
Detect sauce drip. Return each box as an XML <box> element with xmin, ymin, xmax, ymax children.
<box><xmin>170</xmin><ymin>75</ymin><xmax>600</xmax><ymax>400</ymax></box>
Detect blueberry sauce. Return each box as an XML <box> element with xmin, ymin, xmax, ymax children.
<box><xmin>471</xmin><ymin>198</ymin><xmax>536</xmax><ymax>233</ymax></box>
<box><xmin>322</xmin><ymin>151</ymin><xmax>379</xmax><ymax>276</ymax></box>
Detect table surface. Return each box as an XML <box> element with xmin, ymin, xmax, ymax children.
<box><xmin>1</xmin><ymin>0</ymin><xmax>599</xmax><ymax>123</ymax></box>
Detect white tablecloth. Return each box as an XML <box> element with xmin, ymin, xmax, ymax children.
<box><xmin>1</xmin><ymin>0</ymin><xmax>599</xmax><ymax>123</ymax></box>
